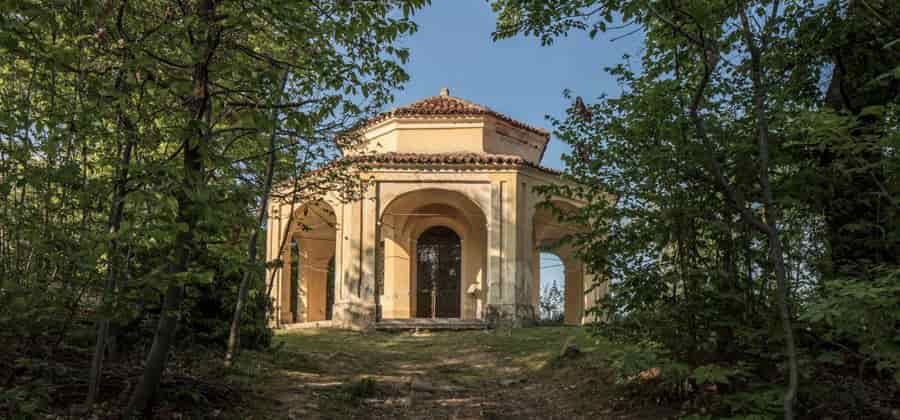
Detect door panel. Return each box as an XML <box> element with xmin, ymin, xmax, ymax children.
<box><xmin>415</xmin><ymin>226</ymin><xmax>461</xmax><ymax>318</ymax></box>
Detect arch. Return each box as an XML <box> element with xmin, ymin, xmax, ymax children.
<box><xmin>380</xmin><ymin>187</ymin><xmax>489</xmax><ymax>222</ymax></box>
<box><xmin>532</xmin><ymin>199</ymin><xmax>585</xmax><ymax>325</ymax></box>
<box><xmin>407</xmin><ymin>215</ymin><xmax>471</xmax><ymax>244</ymax></box>
<box><xmin>532</xmin><ymin>199</ymin><xmax>580</xmax><ymax>246</ymax></box>
<box><xmin>277</xmin><ymin>201</ymin><xmax>339</xmax><ymax>323</ymax></box>
<box><xmin>380</xmin><ymin>188</ymin><xmax>487</xmax><ymax>239</ymax></box>
<box><xmin>379</xmin><ymin>188</ymin><xmax>488</xmax><ymax>320</ymax></box>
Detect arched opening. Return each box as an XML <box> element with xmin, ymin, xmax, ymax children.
<box><xmin>415</xmin><ymin>226</ymin><xmax>462</xmax><ymax>318</ymax></box>
<box><xmin>280</xmin><ymin>201</ymin><xmax>338</xmax><ymax>323</ymax></box>
<box><xmin>533</xmin><ymin>200</ymin><xmax>586</xmax><ymax>325</ymax></box>
<box><xmin>379</xmin><ymin>188</ymin><xmax>487</xmax><ymax>320</ymax></box>
<box><xmin>538</xmin><ymin>252</ymin><xmax>565</xmax><ymax>322</ymax></box>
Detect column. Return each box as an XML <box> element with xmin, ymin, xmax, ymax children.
<box><xmin>582</xmin><ymin>266</ymin><xmax>608</xmax><ymax>324</ymax></box>
<box><xmin>381</xmin><ymin>214</ymin><xmax>397</xmax><ymax>318</ymax></box>
<box><xmin>333</xmin><ymin>183</ymin><xmax>378</xmax><ymax>330</ymax></box>
<box><xmin>485</xmin><ymin>179</ymin><xmax>504</xmax><ymax>323</ymax></box>
<box><xmin>279</xmin><ymin>231</ymin><xmax>293</xmax><ymax>324</ymax></box>
<box><xmin>265</xmin><ymin>205</ymin><xmax>280</xmax><ymax>326</ymax></box>
<box><xmin>360</xmin><ymin>182</ymin><xmax>378</xmax><ymax>324</ymax></box>
<box><xmin>485</xmin><ymin>177</ymin><xmax>532</xmax><ymax>326</ymax></box>
<box><xmin>515</xmin><ymin>179</ymin><xmax>536</xmax><ymax>324</ymax></box>
<box><xmin>333</xmin><ymin>200</ymin><xmax>359</xmax><ymax>327</ymax></box>
<box><xmin>563</xmin><ymin>257</ymin><xmax>583</xmax><ymax>325</ymax></box>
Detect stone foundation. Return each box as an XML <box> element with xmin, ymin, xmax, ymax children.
<box><xmin>332</xmin><ymin>301</ymin><xmax>377</xmax><ymax>331</ymax></box>
<box><xmin>484</xmin><ymin>304</ymin><xmax>537</xmax><ymax>328</ymax></box>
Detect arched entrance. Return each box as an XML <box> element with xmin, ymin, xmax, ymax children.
<box><xmin>378</xmin><ymin>188</ymin><xmax>487</xmax><ymax>320</ymax></box>
<box><xmin>279</xmin><ymin>201</ymin><xmax>338</xmax><ymax>323</ymax></box>
<box><xmin>415</xmin><ymin>226</ymin><xmax>462</xmax><ymax>318</ymax></box>
<box><xmin>533</xmin><ymin>200</ymin><xmax>588</xmax><ymax>325</ymax></box>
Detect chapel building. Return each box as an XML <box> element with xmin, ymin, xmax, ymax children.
<box><xmin>265</xmin><ymin>88</ymin><xmax>607</xmax><ymax>330</ymax></box>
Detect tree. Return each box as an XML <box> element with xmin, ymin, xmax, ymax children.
<box><xmin>539</xmin><ymin>280</ymin><xmax>564</xmax><ymax>322</ymax></box>
<box><xmin>0</xmin><ymin>0</ymin><xmax>428</xmax><ymax>417</ymax></box>
<box><xmin>815</xmin><ymin>0</ymin><xmax>900</xmax><ymax>278</ymax></box>
<box><xmin>492</xmin><ymin>0</ymin><xmax>898</xmax><ymax>418</ymax></box>
<box><xmin>223</xmin><ymin>70</ymin><xmax>287</xmax><ymax>368</ymax></box>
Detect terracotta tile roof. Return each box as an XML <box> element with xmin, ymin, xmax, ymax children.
<box><xmin>344</xmin><ymin>152</ymin><xmax>562</xmax><ymax>175</ymax></box>
<box><xmin>365</xmin><ymin>93</ymin><xmax>549</xmax><ymax>138</ymax></box>
<box><xmin>275</xmin><ymin>152</ymin><xmax>563</xmax><ymax>198</ymax></box>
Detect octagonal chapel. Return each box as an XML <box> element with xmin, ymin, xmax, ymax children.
<box><xmin>265</xmin><ymin>88</ymin><xmax>607</xmax><ymax>330</ymax></box>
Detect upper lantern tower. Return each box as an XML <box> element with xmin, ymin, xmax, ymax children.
<box><xmin>352</xmin><ymin>88</ymin><xmax>550</xmax><ymax>164</ymax></box>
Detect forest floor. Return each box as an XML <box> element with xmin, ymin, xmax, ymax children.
<box><xmin>225</xmin><ymin>326</ymin><xmax>678</xmax><ymax>420</ymax></box>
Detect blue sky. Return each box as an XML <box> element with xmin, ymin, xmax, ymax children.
<box><xmin>388</xmin><ymin>1</ymin><xmax>642</xmax><ymax>296</ymax></box>
<box><xmin>391</xmin><ymin>0</ymin><xmax>643</xmax><ymax>171</ymax></box>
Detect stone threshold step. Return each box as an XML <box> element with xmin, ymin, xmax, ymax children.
<box><xmin>375</xmin><ymin>319</ymin><xmax>489</xmax><ymax>331</ymax></box>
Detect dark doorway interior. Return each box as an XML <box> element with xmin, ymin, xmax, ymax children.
<box><xmin>290</xmin><ymin>239</ymin><xmax>300</xmax><ymax>322</ymax></box>
<box><xmin>415</xmin><ymin>226</ymin><xmax>462</xmax><ymax>318</ymax></box>
<box><xmin>326</xmin><ymin>256</ymin><xmax>335</xmax><ymax>320</ymax></box>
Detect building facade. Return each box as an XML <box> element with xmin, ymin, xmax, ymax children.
<box><xmin>265</xmin><ymin>89</ymin><xmax>606</xmax><ymax>329</ymax></box>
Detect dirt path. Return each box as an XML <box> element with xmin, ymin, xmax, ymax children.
<box><xmin>231</xmin><ymin>327</ymin><xmax>673</xmax><ymax>419</ymax></box>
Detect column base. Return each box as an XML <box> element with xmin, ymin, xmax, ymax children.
<box><xmin>483</xmin><ymin>304</ymin><xmax>537</xmax><ymax>328</ymax></box>
<box><xmin>332</xmin><ymin>301</ymin><xmax>377</xmax><ymax>331</ymax></box>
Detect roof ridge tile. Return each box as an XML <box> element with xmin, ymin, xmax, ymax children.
<box><xmin>364</xmin><ymin>95</ymin><xmax>548</xmax><ymax>137</ymax></box>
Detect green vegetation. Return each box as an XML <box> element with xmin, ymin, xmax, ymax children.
<box><xmin>225</xmin><ymin>327</ymin><xmax>633</xmax><ymax>419</ymax></box>
<box><xmin>493</xmin><ymin>0</ymin><xmax>900</xmax><ymax>418</ymax></box>
<box><xmin>0</xmin><ymin>1</ymin><xmax>897</xmax><ymax>418</ymax></box>
<box><xmin>0</xmin><ymin>1</ymin><xmax>427</xmax><ymax>418</ymax></box>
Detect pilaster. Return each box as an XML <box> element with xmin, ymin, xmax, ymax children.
<box><xmin>484</xmin><ymin>176</ymin><xmax>535</xmax><ymax>326</ymax></box>
<box><xmin>333</xmin><ymin>183</ymin><xmax>379</xmax><ymax>330</ymax></box>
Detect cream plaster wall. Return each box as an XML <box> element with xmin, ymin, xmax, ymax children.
<box><xmin>396</xmin><ymin>127</ymin><xmax>485</xmax><ymax>154</ymax></box>
<box><xmin>353</xmin><ymin>116</ymin><xmax>547</xmax><ymax>165</ymax></box>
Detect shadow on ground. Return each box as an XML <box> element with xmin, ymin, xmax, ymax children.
<box><xmin>226</xmin><ymin>326</ymin><xmax>676</xmax><ymax>419</ymax></box>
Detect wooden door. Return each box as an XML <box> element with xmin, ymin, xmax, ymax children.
<box><xmin>415</xmin><ymin>226</ymin><xmax>461</xmax><ymax>318</ymax></box>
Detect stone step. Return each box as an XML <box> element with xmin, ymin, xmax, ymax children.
<box><xmin>282</xmin><ymin>320</ymin><xmax>339</xmax><ymax>330</ymax></box>
<box><xmin>375</xmin><ymin>318</ymin><xmax>489</xmax><ymax>331</ymax></box>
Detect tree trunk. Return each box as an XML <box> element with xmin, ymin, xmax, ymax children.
<box><xmin>85</xmin><ymin>131</ymin><xmax>133</xmax><ymax>406</ymax></box>
<box><xmin>224</xmin><ymin>71</ymin><xmax>289</xmax><ymax>367</ymax></box>
<box><xmin>660</xmin><ymin>2</ymin><xmax>800</xmax><ymax>416</ymax></box>
<box><xmin>124</xmin><ymin>0</ymin><xmax>215</xmax><ymax>416</ymax></box>
<box><xmin>123</xmin><ymin>283</ymin><xmax>184</xmax><ymax>418</ymax></box>
<box><xmin>738</xmin><ymin>9</ymin><xmax>799</xmax><ymax>419</ymax></box>
<box><xmin>821</xmin><ymin>0</ymin><xmax>900</xmax><ymax>277</ymax></box>
<box><xmin>86</xmin><ymin>60</ymin><xmax>137</xmax><ymax>406</ymax></box>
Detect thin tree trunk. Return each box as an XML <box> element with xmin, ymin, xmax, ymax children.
<box><xmin>124</xmin><ymin>0</ymin><xmax>215</xmax><ymax>416</ymax></box>
<box><xmin>261</xmin><ymin>150</ymin><xmax>317</xmax><ymax>321</ymax></box>
<box><xmin>85</xmin><ymin>139</ymin><xmax>132</xmax><ymax>406</ymax></box>
<box><xmin>123</xmin><ymin>281</ymin><xmax>185</xmax><ymax>418</ymax></box>
<box><xmin>738</xmin><ymin>7</ymin><xmax>799</xmax><ymax>419</ymax></box>
<box><xmin>654</xmin><ymin>2</ymin><xmax>798</xmax><ymax>416</ymax></box>
<box><xmin>224</xmin><ymin>71</ymin><xmax>289</xmax><ymax>367</ymax></box>
<box><xmin>262</xmin><ymin>177</ymin><xmax>301</xmax><ymax>321</ymax></box>
<box><xmin>86</xmin><ymin>65</ymin><xmax>136</xmax><ymax>406</ymax></box>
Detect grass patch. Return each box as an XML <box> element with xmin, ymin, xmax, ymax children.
<box><xmin>225</xmin><ymin>325</ymin><xmax>623</xmax><ymax>419</ymax></box>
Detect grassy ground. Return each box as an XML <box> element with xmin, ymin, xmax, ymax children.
<box><xmin>222</xmin><ymin>326</ymin><xmax>676</xmax><ymax>419</ymax></box>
